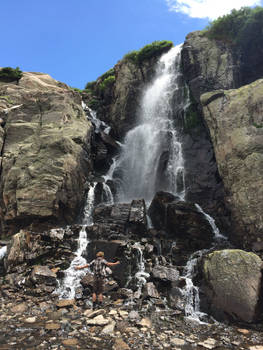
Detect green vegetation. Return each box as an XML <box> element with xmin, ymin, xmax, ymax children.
<box><xmin>98</xmin><ymin>75</ymin><xmax>115</xmax><ymax>92</ymax></box>
<box><xmin>84</xmin><ymin>81</ymin><xmax>96</xmax><ymax>90</ymax></box>
<box><xmin>87</xmin><ymin>98</ymin><xmax>101</xmax><ymax>110</ymax></box>
<box><xmin>184</xmin><ymin>103</ymin><xmax>200</xmax><ymax>130</ymax></box>
<box><xmin>71</xmin><ymin>87</ymin><xmax>83</xmax><ymax>93</ymax></box>
<box><xmin>0</xmin><ymin>67</ymin><xmax>23</xmax><ymax>83</ymax></box>
<box><xmin>0</xmin><ymin>95</ymin><xmax>14</xmax><ymax>104</ymax></box>
<box><xmin>204</xmin><ymin>6</ymin><xmax>263</xmax><ymax>48</ymax></box>
<box><xmin>253</xmin><ymin>122</ymin><xmax>263</xmax><ymax>128</ymax></box>
<box><xmin>124</xmin><ymin>40</ymin><xmax>173</xmax><ymax>65</ymax></box>
<box><xmin>99</xmin><ymin>68</ymin><xmax>115</xmax><ymax>81</ymax></box>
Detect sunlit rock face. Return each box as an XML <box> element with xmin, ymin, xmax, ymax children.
<box><xmin>0</xmin><ymin>72</ymin><xmax>93</xmax><ymax>235</ymax></box>
<box><xmin>202</xmin><ymin>249</ymin><xmax>263</xmax><ymax>323</ymax></box>
<box><xmin>201</xmin><ymin>80</ymin><xmax>263</xmax><ymax>249</ymax></box>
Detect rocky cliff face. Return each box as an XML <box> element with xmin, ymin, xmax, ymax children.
<box><xmin>182</xmin><ymin>31</ymin><xmax>263</xmax><ymax>248</ymax></box>
<box><xmin>201</xmin><ymin>81</ymin><xmax>263</xmax><ymax>249</ymax></box>
<box><xmin>181</xmin><ymin>31</ymin><xmax>240</xmax><ymax>100</ymax></box>
<box><xmin>83</xmin><ymin>56</ymin><xmax>162</xmax><ymax>140</ymax></box>
<box><xmin>0</xmin><ymin>72</ymin><xmax>93</xmax><ymax>235</ymax></box>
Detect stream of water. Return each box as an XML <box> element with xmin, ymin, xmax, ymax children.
<box><xmin>106</xmin><ymin>44</ymin><xmax>186</xmax><ymax>203</ymax></box>
<box><xmin>56</xmin><ymin>183</ymin><xmax>96</xmax><ymax>299</ymax></box>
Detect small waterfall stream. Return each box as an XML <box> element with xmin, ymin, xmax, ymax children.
<box><xmin>56</xmin><ymin>183</ymin><xmax>96</xmax><ymax>299</ymax></box>
<box><xmin>0</xmin><ymin>246</ymin><xmax>7</xmax><ymax>260</ymax></box>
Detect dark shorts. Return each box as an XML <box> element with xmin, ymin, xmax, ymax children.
<box><xmin>93</xmin><ymin>276</ymin><xmax>105</xmax><ymax>294</ymax></box>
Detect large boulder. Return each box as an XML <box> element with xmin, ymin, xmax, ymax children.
<box><xmin>148</xmin><ymin>192</ymin><xmax>214</xmax><ymax>249</ymax></box>
<box><xmin>201</xmin><ymin>80</ymin><xmax>263</xmax><ymax>249</ymax></box>
<box><xmin>202</xmin><ymin>249</ymin><xmax>263</xmax><ymax>323</ymax></box>
<box><xmin>0</xmin><ymin>72</ymin><xmax>93</xmax><ymax>235</ymax></box>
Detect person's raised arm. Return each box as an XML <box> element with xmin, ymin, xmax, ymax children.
<box><xmin>75</xmin><ymin>263</ymin><xmax>89</xmax><ymax>270</ymax></box>
<box><xmin>106</xmin><ymin>261</ymin><xmax>120</xmax><ymax>267</ymax></box>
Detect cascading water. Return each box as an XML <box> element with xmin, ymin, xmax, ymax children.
<box><xmin>195</xmin><ymin>204</ymin><xmax>227</xmax><ymax>241</ymax></box>
<box><xmin>0</xmin><ymin>246</ymin><xmax>7</xmax><ymax>260</ymax></box>
<box><xmin>56</xmin><ymin>183</ymin><xmax>96</xmax><ymax>299</ymax></box>
<box><xmin>111</xmin><ymin>44</ymin><xmax>186</xmax><ymax>203</ymax></box>
<box><xmin>182</xmin><ymin>250</ymin><xmax>209</xmax><ymax>323</ymax></box>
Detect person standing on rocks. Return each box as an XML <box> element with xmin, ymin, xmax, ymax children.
<box><xmin>75</xmin><ymin>251</ymin><xmax>120</xmax><ymax>309</ymax></box>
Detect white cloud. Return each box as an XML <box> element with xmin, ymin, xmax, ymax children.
<box><xmin>165</xmin><ymin>0</ymin><xmax>261</xmax><ymax>20</ymax></box>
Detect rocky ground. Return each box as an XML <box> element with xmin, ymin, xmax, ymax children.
<box><xmin>1</xmin><ymin>290</ymin><xmax>263</xmax><ymax>350</ymax></box>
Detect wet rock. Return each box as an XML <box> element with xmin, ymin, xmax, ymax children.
<box><xmin>152</xmin><ymin>265</ymin><xmax>180</xmax><ymax>283</ymax></box>
<box><xmin>202</xmin><ymin>249</ymin><xmax>263</xmax><ymax>323</ymax></box>
<box><xmin>148</xmin><ymin>191</ymin><xmax>179</xmax><ymax>229</ymax></box>
<box><xmin>31</xmin><ymin>265</ymin><xmax>57</xmax><ymax>286</ymax></box>
<box><xmin>149</xmin><ymin>192</ymin><xmax>214</xmax><ymax>250</ymax></box>
<box><xmin>143</xmin><ymin>282</ymin><xmax>159</xmax><ymax>299</ymax></box>
<box><xmin>127</xmin><ymin>199</ymin><xmax>147</xmax><ymax>235</ymax></box>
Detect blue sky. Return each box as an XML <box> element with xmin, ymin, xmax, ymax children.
<box><xmin>1</xmin><ymin>0</ymin><xmax>261</xmax><ymax>88</ymax></box>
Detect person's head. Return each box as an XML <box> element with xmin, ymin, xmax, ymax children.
<box><xmin>96</xmin><ymin>251</ymin><xmax>104</xmax><ymax>258</ymax></box>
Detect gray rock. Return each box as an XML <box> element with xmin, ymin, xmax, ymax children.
<box><xmin>201</xmin><ymin>80</ymin><xmax>263</xmax><ymax>248</ymax></box>
<box><xmin>152</xmin><ymin>265</ymin><xmax>179</xmax><ymax>282</ymax></box>
<box><xmin>202</xmin><ymin>249</ymin><xmax>263</xmax><ymax>323</ymax></box>
<box><xmin>31</xmin><ymin>265</ymin><xmax>57</xmax><ymax>286</ymax></box>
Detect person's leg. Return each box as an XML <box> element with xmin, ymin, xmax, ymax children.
<box><xmin>97</xmin><ymin>279</ymin><xmax>104</xmax><ymax>307</ymax></box>
<box><xmin>92</xmin><ymin>293</ymin><xmax>97</xmax><ymax>303</ymax></box>
<box><xmin>98</xmin><ymin>293</ymin><xmax>103</xmax><ymax>303</ymax></box>
<box><xmin>92</xmin><ymin>278</ymin><xmax>99</xmax><ymax>309</ymax></box>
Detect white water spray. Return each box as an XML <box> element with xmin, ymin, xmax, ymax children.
<box><xmin>111</xmin><ymin>44</ymin><xmax>186</xmax><ymax>203</ymax></box>
<box><xmin>56</xmin><ymin>183</ymin><xmax>96</xmax><ymax>299</ymax></box>
<box><xmin>133</xmin><ymin>243</ymin><xmax>150</xmax><ymax>297</ymax></box>
<box><xmin>0</xmin><ymin>246</ymin><xmax>7</xmax><ymax>260</ymax></box>
<box><xmin>182</xmin><ymin>250</ymin><xmax>208</xmax><ymax>323</ymax></box>
<box><xmin>195</xmin><ymin>204</ymin><xmax>227</xmax><ymax>240</ymax></box>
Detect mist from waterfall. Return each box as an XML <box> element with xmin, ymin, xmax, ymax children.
<box><xmin>111</xmin><ymin>44</ymin><xmax>186</xmax><ymax>203</ymax></box>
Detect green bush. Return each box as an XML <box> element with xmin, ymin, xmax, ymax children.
<box><xmin>88</xmin><ymin>98</ymin><xmax>101</xmax><ymax>110</ymax></box>
<box><xmin>204</xmin><ymin>6</ymin><xmax>263</xmax><ymax>47</ymax></box>
<box><xmin>85</xmin><ymin>81</ymin><xmax>96</xmax><ymax>90</ymax></box>
<box><xmin>123</xmin><ymin>50</ymin><xmax>138</xmax><ymax>64</ymax></box>
<box><xmin>0</xmin><ymin>67</ymin><xmax>23</xmax><ymax>83</ymax></box>
<box><xmin>124</xmin><ymin>40</ymin><xmax>174</xmax><ymax>65</ymax></box>
<box><xmin>99</xmin><ymin>75</ymin><xmax>115</xmax><ymax>92</ymax></box>
<box><xmin>71</xmin><ymin>87</ymin><xmax>83</xmax><ymax>93</ymax></box>
<box><xmin>99</xmin><ymin>68</ymin><xmax>115</xmax><ymax>81</ymax></box>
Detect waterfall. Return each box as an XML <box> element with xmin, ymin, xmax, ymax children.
<box><xmin>82</xmin><ymin>101</ymin><xmax>111</xmax><ymax>134</ymax></box>
<box><xmin>182</xmin><ymin>250</ymin><xmax>208</xmax><ymax>323</ymax></box>
<box><xmin>56</xmin><ymin>183</ymin><xmax>96</xmax><ymax>299</ymax></box>
<box><xmin>0</xmin><ymin>246</ymin><xmax>7</xmax><ymax>260</ymax></box>
<box><xmin>111</xmin><ymin>44</ymin><xmax>186</xmax><ymax>203</ymax></box>
<box><xmin>132</xmin><ymin>243</ymin><xmax>150</xmax><ymax>298</ymax></box>
<box><xmin>195</xmin><ymin>204</ymin><xmax>227</xmax><ymax>241</ymax></box>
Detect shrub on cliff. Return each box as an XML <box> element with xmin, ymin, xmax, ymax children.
<box><xmin>0</xmin><ymin>67</ymin><xmax>23</xmax><ymax>83</ymax></box>
<box><xmin>124</xmin><ymin>40</ymin><xmax>173</xmax><ymax>65</ymax></box>
<box><xmin>98</xmin><ymin>75</ymin><xmax>115</xmax><ymax>92</ymax></box>
<box><xmin>204</xmin><ymin>6</ymin><xmax>263</xmax><ymax>48</ymax></box>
